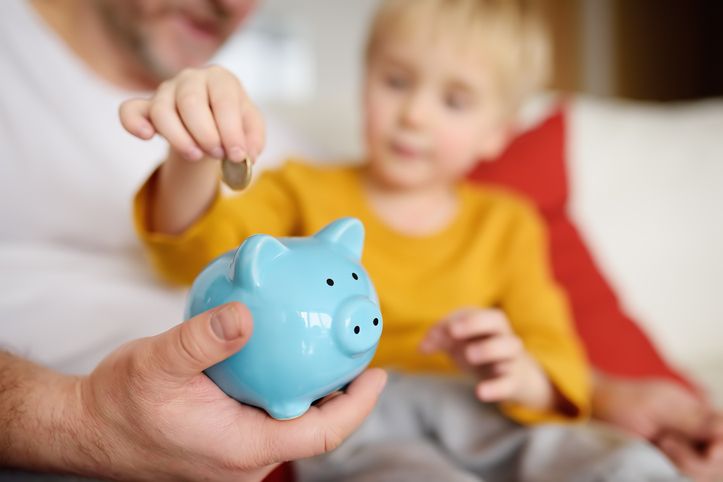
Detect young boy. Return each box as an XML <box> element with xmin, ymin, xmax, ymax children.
<box><xmin>124</xmin><ymin>0</ymin><xmax>683</xmax><ymax>479</ymax></box>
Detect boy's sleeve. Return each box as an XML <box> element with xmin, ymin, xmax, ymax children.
<box><xmin>133</xmin><ymin>164</ymin><xmax>301</xmax><ymax>286</ymax></box>
<box><xmin>497</xmin><ymin>202</ymin><xmax>591</xmax><ymax>424</ymax></box>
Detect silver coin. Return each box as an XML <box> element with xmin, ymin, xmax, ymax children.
<box><xmin>221</xmin><ymin>156</ymin><xmax>253</xmax><ymax>191</ymax></box>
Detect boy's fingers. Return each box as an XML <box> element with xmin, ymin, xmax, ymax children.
<box><xmin>175</xmin><ymin>73</ymin><xmax>224</xmax><ymax>159</ymax></box>
<box><xmin>119</xmin><ymin>98</ymin><xmax>155</xmax><ymax>139</ymax></box>
<box><xmin>449</xmin><ymin>309</ymin><xmax>510</xmax><ymax>340</ymax></box>
<box><xmin>150</xmin><ymin>82</ymin><xmax>203</xmax><ymax>161</ymax></box>
<box><xmin>208</xmin><ymin>67</ymin><xmax>247</xmax><ymax>163</ymax></box>
<box><xmin>464</xmin><ymin>335</ymin><xmax>523</xmax><ymax>366</ymax></box>
<box><xmin>242</xmin><ymin>104</ymin><xmax>266</xmax><ymax>160</ymax></box>
<box><xmin>419</xmin><ymin>325</ymin><xmax>453</xmax><ymax>353</ymax></box>
<box><xmin>476</xmin><ymin>375</ymin><xmax>515</xmax><ymax>403</ymax></box>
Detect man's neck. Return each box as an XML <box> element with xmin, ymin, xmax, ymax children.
<box><xmin>30</xmin><ymin>0</ymin><xmax>158</xmax><ymax>91</ymax></box>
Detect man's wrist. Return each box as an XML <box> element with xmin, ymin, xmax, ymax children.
<box><xmin>0</xmin><ymin>353</ymin><xmax>107</xmax><ymax>477</ymax></box>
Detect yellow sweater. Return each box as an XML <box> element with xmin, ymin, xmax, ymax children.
<box><xmin>135</xmin><ymin>161</ymin><xmax>590</xmax><ymax>423</ymax></box>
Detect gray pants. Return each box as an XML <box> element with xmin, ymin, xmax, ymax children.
<box><xmin>296</xmin><ymin>373</ymin><xmax>688</xmax><ymax>482</ymax></box>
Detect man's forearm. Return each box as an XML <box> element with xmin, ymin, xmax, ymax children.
<box><xmin>0</xmin><ymin>351</ymin><xmax>103</xmax><ymax>475</ymax></box>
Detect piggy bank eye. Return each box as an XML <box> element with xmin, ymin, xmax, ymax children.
<box><xmin>326</xmin><ymin>278</ymin><xmax>335</xmax><ymax>286</ymax></box>
<box><xmin>352</xmin><ymin>272</ymin><xmax>359</xmax><ymax>280</ymax></box>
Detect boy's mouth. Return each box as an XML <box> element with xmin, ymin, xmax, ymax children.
<box><xmin>389</xmin><ymin>139</ymin><xmax>426</xmax><ymax>160</ymax></box>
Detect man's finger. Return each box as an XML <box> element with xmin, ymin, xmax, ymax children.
<box><xmin>712</xmin><ymin>413</ymin><xmax>723</xmax><ymax>438</ymax></box>
<box><xmin>658</xmin><ymin>433</ymin><xmax>705</xmax><ymax>476</ymax></box>
<box><xmin>265</xmin><ymin>368</ymin><xmax>387</xmax><ymax>461</ymax></box>
<box><xmin>655</xmin><ymin>391</ymin><xmax>709</xmax><ymax>440</ymax></box>
<box><xmin>145</xmin><ymin>302</ymin><xmax>254</xmax><ymax>383</ymax></box>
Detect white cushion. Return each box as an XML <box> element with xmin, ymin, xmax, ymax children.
<box><xmin>567</xmin><ymin>96</ymin><xmax>723</xmax><ymax>403</ymax></box>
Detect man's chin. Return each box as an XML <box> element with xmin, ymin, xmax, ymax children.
<box><xmin>138</xmin><ymin>32</ymin><xmax>224</xmax><ymax>81</ymax></box>
<box><xmin>137</xmin><ymin>48</ymin><xmax>211</xmax><ymax>83</ymax></box>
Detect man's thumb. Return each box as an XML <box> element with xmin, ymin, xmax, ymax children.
<box><xmin>151</xmin><ymin>302</ymin><xmax>254</xmax><ymax>382</ymax></box>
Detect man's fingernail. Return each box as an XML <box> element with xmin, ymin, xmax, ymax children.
<box><xmin>211</xmin><ymin>305</ymin><xmax>243</xmax><ymax>341</ymax></box>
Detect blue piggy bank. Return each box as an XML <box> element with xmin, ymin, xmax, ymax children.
<box><xmin>185</xmin><ymin>217</ymin><xmax>383</xmax><ymax>419</ymax></box>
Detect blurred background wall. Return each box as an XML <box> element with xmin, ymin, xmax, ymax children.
<box><xmin>544</xmin><ymin>0</ymin><xmax>723</xmax><ymax>100</ymax></box>
<box><xmin>217</xmin><ymin>0</ymin><xmax>723</xmax><ymax>158</ymax></box>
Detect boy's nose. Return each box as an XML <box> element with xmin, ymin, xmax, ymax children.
<box><xmin>399</xmin><ymin>92</ymin><xmax>431</xmax><ymax>128</ymax></box>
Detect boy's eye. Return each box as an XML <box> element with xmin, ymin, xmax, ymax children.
<box><xmin>384</xmin><ymin>72</ymin><xmax>409</xmax><ymax>90</ymax></box>
<box><xmin>445</xmin><ymin>91</ymin><xmax>472</xmax><ymax>111</ymax></box>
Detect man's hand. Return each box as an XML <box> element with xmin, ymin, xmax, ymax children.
<box><xmin>420</xmin><ymin>308</ymin><xmax>555</xmax><ymax>412</ymax></box>
<box><xmin>593</xmin><ymin>374</ymin><xmax>723</xmax><ymax>482</ymax></box>
<box><xmin>1</xmin><ymin>303</ymin><xmax>386</xmax><ymax>482</ymax></box>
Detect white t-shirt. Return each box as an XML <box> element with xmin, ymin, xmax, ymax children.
<box><xmin>0</xmin><ymin>0</ymin><xmax>316</xmax><ymax>374</ymax></box>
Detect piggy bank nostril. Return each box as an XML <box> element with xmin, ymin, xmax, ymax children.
<box><xmin>354</xmin><ymin>325</ymin><xmax>360</xmax><ymax>334</ymax></box>
<box><xmin>373</xmin><ymin>317</ymin><xmax>379</xmax><ymax>326</ymax></box>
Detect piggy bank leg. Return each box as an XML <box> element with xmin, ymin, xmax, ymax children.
<box><xmin>267</xmin><ymin>400</ymin><xmax>312</xmax><ymax>420</ymax></box>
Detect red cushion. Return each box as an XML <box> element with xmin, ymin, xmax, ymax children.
<box><xmin>468</xmin><ymin>105</ymin><xmax>694</xmax><ymax>390</ymax></box>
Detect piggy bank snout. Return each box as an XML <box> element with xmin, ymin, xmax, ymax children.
<box><xmin>334</xmin><ymin>296</ymin><xmax>383</xmax><ymax>357</ymax></box>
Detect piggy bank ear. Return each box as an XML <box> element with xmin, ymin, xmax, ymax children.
<box><xmin>229</xmin><ymin>234</ymin><xmax>289</xmax><ymax>288</ymax></box>
<box><xmin>314</xmin><ymin>217</ymin><xmax>365</xmax><ymax>261</ymax></box>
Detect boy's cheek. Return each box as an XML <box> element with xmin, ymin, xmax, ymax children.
<box><xmin>364</xmin><ymin>105</ymin><xmax>396</xmax><ymax>157</ymax></box>
<box><xmin>434</xmin><ymin>130</ymin><xmax>485</xmax><ymax>175</ymax></box>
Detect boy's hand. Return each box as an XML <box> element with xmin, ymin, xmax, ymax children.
<box><xmin>120</xmin><ymin>65</ymin><xmax>265</xmax><ymax>164</ymax></box>
<box><xmin>420</xmin><ymin>308</ymin><xmax>555</xmax><ymax>412</ymax></box>
<box><xmin>119</xmin><ymin>66</ymin><xmax>265</xmax><ymax>235</ymax></box>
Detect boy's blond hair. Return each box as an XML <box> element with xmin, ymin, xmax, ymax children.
<box><xmin>366</xmin><ymin>0</ymin><xmax>551</xmax><ymax>116</ymax></box>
